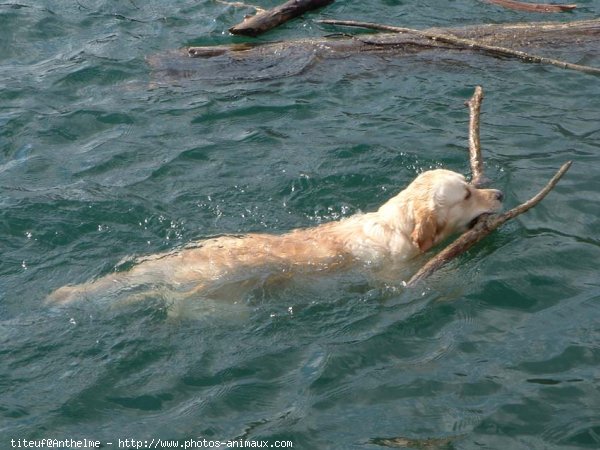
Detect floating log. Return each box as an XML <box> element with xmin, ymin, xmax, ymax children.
<box><xmin>319</xmin><ymin>19</ymin><xmax>600</xmax><ymax>75</ymax></box>
<box><xmin>229</xmin><ymin>0</ymin><xmax>335</xmax><ymax>37</ymax></box>
<box><xmin>191</xmin><ymin>19</ymin><xmax>600</xmax><ymax>58</ymax></box>
<box><xmin>155</xmin><ymin>19</ymin><xmax>600</xmax><ymax>81</ymax></box>
<box><xmin>484</xmin><ymin>0</ymin><xmax>577</xmax><ymax>13</ymax></box>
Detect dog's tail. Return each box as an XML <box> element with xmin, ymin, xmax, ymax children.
<box><xmin>46</xmin><ymin>272</ymin><xmax>134</xmax><ymax>305</ymax></box>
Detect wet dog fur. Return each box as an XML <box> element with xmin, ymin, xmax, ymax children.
<box><xmin>48</xmin><ymin>169</ymin><xmax>503</xmax><ymax>306</ymax></box>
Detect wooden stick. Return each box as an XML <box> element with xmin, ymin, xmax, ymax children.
<box><xmin>230</xmin><ymin>0</ymin><xmax>334</xmax><ymax>37</ymax></box>
<box><xmin>318</xmin><ymin>19</ymin><xmax>600</xmax><ymax>75</ymax></box>
<box><xmin>405</xmin><ymin>161</ymin><xmax>572</xmax><ymax>287</ymax></box>
<box><xmin>484</xmin><ymin>0</ymin><xmax>577</xmax><ymax>13</ymax></box>
<box><xmin>405</xmin><ymin>87</ymin><xmax>573</xmax><ymax>287</ymax></box>
<box><xmin>466</xmin><ymin>86</ymin><xmax>488</xmax><ymax>187</ymax></box>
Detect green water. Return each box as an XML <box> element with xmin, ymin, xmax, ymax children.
<box><xmin>1</xmin><ymin>1</ymin><xmax>600</xmax><ymax>449</ymax></box>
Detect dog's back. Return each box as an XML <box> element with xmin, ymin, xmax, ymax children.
<box><xmin>47</xmin><ymin>221</ymin><xmax>360</xmax><ymax>305</ymax></box>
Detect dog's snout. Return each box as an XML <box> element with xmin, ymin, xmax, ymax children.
<box><xmin>495</xmin><ymin>190</ymin><xmax>504</xmax><ymax>202</ymax></box>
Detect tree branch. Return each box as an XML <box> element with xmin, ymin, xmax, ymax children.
<box><xmin>229</xmin><ymin>0</ymin><xmax>334</xmax><ymax>37</ymax></box>
<box><xmin>405</xmin><ymin>160</ymin><xmax>572</xmax><ymax>287</ymax></box>
<box><xmin>466</xmin><ymin>86</ymin><xmax>488</xmax><ymax>187</ymax></box>
<box><xmin>318</xmin><ymin>19</ymin><xmax>600</xmax><ymax>75</ymax></box>
<box><xmin>405</xmin><ymin>87</ymin><xmax>573</xmax><ymax>287</ymax></box>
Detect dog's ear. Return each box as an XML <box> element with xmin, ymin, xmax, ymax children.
<box><xmin>411</xmin><ymin>204</ymin><xmax>439</xmax><ymax>252</ymax></box>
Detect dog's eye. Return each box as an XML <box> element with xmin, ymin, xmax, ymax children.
<box><xmin>464</xmin><ymin>189</ymin><xmax>472</xmax><ymax>200</ymax></box>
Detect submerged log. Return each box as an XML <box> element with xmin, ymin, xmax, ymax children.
<box><xmin>190</xmin><ymin>19</ymin><xmax>600</xmax><ymax>58</ymax></box>
<box><xmin>229</xmin><ymin>0</ymin><xmax>335</xmax><ymax>37</ymax></box>
<box><xmin>150</xmin><ymin>19</ymin><xmax>600</xmax><ymax>81</ymax></box>
<box><xmin>319</xmin><ymin>19</ymin><xmax>600</xmax><ymax>74</ymax></box>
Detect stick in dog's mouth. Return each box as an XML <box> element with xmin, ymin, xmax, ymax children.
<box><xmin>467</xmin><ymin>212</ymin><xmax>493</xmax><ymax>229</ymax></box>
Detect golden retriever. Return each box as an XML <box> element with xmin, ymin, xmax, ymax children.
<box><xmin>47</xmin><ymin>169</ymin><xmax>503</xmax><ymax>305</ymax></box>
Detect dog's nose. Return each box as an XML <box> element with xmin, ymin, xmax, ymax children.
<box><xmin>495</xmin><ymin>190</ymin><xmax>504</xmax><ymax>202</ymax></box>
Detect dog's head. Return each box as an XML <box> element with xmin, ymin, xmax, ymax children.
<box><xmin>379</xmin><ymin>169</ymin><xmax>503</xmax><ymax>252</ymax></box>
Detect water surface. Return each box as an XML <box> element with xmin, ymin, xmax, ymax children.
<box><xmin>1</xmin><ymin>1</ymin><xmax>599</xmax><ymax>449</ymax></box>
